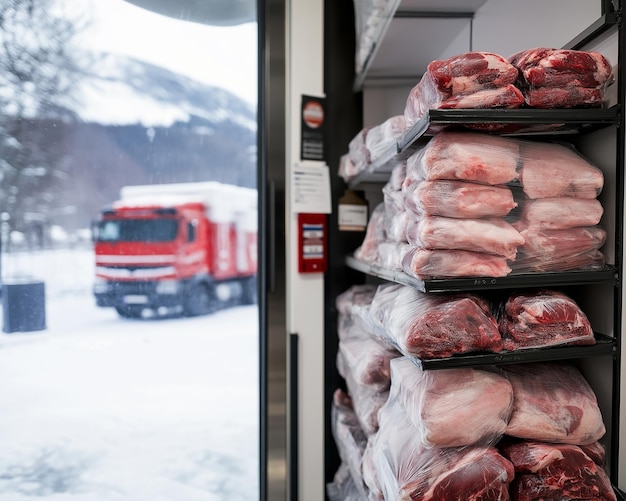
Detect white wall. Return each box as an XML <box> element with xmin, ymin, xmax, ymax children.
<box><xmin>472</xmin><ymin>0</ymin><xmax>601</xmax><ymax>56</ymax></box>
<box><xmin>285</xmin><ymin>0</ymin><xmax>325</xmax><ymax>499</ymax></box>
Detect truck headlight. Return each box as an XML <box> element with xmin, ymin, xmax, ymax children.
<box><xmin>156</xmin><ymin>279</ymin><xmax>181</xmax><ymax>295</ymax></box>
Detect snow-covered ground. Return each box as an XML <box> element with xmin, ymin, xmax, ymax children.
<box><xmin>0</xmin><ymin>249</ymin><xmax>260</xmax><ymax>500</ymax></box>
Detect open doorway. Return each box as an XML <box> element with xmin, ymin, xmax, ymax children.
<box><xmin>0</xmin><ymin>1</ymin><xmax>259</xmax><ymax>499</ymax></box>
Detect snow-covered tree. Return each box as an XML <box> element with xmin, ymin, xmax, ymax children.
<box><xmin>0</xmin><ymin>0</ymin><xmax>88</xmax><ymax>246</ymax></box>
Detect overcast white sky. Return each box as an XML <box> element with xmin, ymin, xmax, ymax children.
<box><xmin>65</xmin><ymin>0</ymin><xmax>258</xmax><ymax>105</ymax></box>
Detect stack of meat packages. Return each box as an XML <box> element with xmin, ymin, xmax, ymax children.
<box><xmin>339</xmin><ymin>115</ymin><xmax>406</xmax><ymax>183</ymax></box>
<box><xmin>354</xmin><ymin>129</ymin><xmax>608</xmax><ymax>280</ymax></box>
<box><xmin>403</xmin><ymin>48</ymin><xmax>613</xmax><ymax>132</ymax></box>
<box><xmin>329</xmin><ymin>284</ymin><xmax>615</xmax><ymax>500</ymax></box>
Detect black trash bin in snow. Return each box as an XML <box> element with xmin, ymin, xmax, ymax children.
<box><xmin>2</xmin><ymin>279</ymin><xmax>46</xmax><ymax>333</ymax></box>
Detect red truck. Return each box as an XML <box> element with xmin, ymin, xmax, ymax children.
<box><xmin>92</xmin><ymin>182</ymin><xmax>258</xmax><ymax>319</ymax></box>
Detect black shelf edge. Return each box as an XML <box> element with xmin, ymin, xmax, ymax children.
<box><xmin>347</xmin><ymin>142</ymin><xmax>400</xmax><ymax>189</ymax></box>
<box><xmin>343</xmin><ymin>107</ymin><xmax>621</xmax><ymax>187</ymax></box>
<box><xmin>410</xmin><ymin>333</ymin><xmax>616</xmax><ymax>371</ymax></box>
<box><xmin>345</xmin><ymin>256</ymin><xmax>619</xmax><ymax>293</ymax></box>
<box><xmin>398</xmin><ymin>107</ymin><xmax>620</xmax><ymax>152</ymax></box>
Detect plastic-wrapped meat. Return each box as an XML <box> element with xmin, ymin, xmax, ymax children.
<box><xmin>330</xmin><ymin>389</ymin><xmax>369</xmax><ymax>500</ymax></box>
<box><xmin>524</xmin><ymin>85</ymin><xmax>605</xmax><ymax>108</ymax></box>
<box><xmin>378</xmin><ymin>241</ymin><xmax>410</xmax><ymax>270</ymax></box>
<box><xmin>388</xmin><ymin>357</ymin><xmax>513</xmax><ymax>448</ymax></box>
<box><xmin>406</xmin><ymin>131</ymin><xmax>520</xmax><ymax>186</ymax></box>
<box><xmin>370</xmin><ymin>399</ymin><xmax>514</xmax><ymax>501</ymax></box>
<box><xmin>337</xmin><ymin>349</ymin><xmax>389</xmax><ymax>436</ymax></box>
<box><xmin>515</xmin><ymin>226</ymin><xmax>607</xmax><ymax>272</ymax></box>
<box><xmin>502</xmin><ymin>362</ymin><xmax>606</xmax><ymax>445</ymax></box>
<box><xmin>404</xmin><ymin>180</ymin><xmax>517</xmax><ymax>219</ymax></box>
<box><xmin>513</xmin><ymin>248</ymin><xmax>606</xmax><ymax>273</ymax></box>
<box><xmin>348</xmin><ymin>127</ymin><xmax>371</xmax><ymax>175</ymax></box>
<box><xmin>338</xmin><ymin>153</ymin><xmax>358</xmax><ymax>183</ymax></box>
<box><xmin>388</xmin><ymin>161</ymin><xmax>407</xmax><ymax>191</ymax></box>
<box><xmin>365</xmin><ymin>115</ymin><xmax>406</xmax><ymax>163</ymax></box>
<box><xmin>367</xmin><ymin>284</ymin><xmax>503</xmax><ymax>359</ymax></box>
<box><xmin>497</xmin><ymin>289</ymin><xmax>595</xmax><ymax>351</ymax></box>
<box><xmin>519</xmin><ymin>141</ymin><xmax>604</xmax><ymax>199</ymax></box>
<box><xmin>362</xmin><ymin>435</ymin><xmax>384</xmax><ymax>501</ymax></box>
<box><xmin>518</xmin><ymin>226</ymin><xmax>607</xmax><ymax>262</ymax></box>
<box><xmin>509</xmin><ymin>48</ymin><xmax>613</xmax><ymax>89</ymax></box>
<box><xmin>338</xmin><ymin>337</ymin><xmax>400</xmax><ymax>390</ymax></box>
<box><xmin>513</xmin><ymin>197</ymin><xmax>603</xmax><ymax>231</ymax></box>
<box><xmin>326</xmin><ymin>463</ymin><xmax>366</xmax><ymax>501</ymax></box>
<box><xmin>336</xmin><ymin>284</ymin><xmax>377</xmax><ymax>317</ymax></box>
<box><xmin>404</xmin><ymin>51</ymin><xmax>522</xmax><ymax>128</ymax></box>
<box><xmin>437</xmin><ymin>84</ymin><xmax>524</xmax><ymax>109</ymax></box>
<box><xmin>402</xmin><ymin>247</ymin><xmax>512</xmax><ymax>279</ymax></box>
<box><xmin>406</xmin><ymin>216</ymin><xmax>524</xmax><ymax>260</ymax></box>
<box><xmin>354</xmin><ymin>203</ymin><xmax>386</xmax><ymax>264</ymax></box>
<box><xmin>383</xmin><ymin>185</ymin><xmax>408</xmax><ymax>243</ymax></box>
<box><xmin>500</xmin><ymin>441</ymin><xmax>616</xmax><ymax>501</ymax></box>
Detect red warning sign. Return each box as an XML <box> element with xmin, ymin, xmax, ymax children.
<box><xmin>303</xmin><ymin>101</ymin><xmax>324</xmax><ymax>129</ymax></box>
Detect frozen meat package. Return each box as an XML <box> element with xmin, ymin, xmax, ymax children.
<box><xmin>387</xmin><ymin>357</ymin><xmax>513</xmax><ymax>448</ymax></box>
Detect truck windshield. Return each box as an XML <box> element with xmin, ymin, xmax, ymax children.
<box><xmin>96</xmin><ymin>219</ymin><xmax>178</xmax><ymax>242</ymax></box>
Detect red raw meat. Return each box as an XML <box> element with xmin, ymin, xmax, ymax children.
<box><xmin>438</xmin><ymin>84</ymin><xmax>524</xmax><ymax>109</ymax></box>
<box><xmin>503</xmin><ymin>362</ymin><xmax>606</xmax><ymax>445</ymax></box>
<box><xmin>429</xmin><ymin>51</ymin><xmax>520</xmax><ymax>93</ymax></box>
<box><xmin>390</xmin><ymin>357</ymin><xmax>513</xmax><ymax>447</ymax></box>
<box><xmin>498</xmin><ymin>289</ymin><xmax>595</xmax><ymax>350</ymax></box>
<box><xmin>513</xmin><ymin>248</ymin><xmax>606</xmax><ymax>273</ymax></box>
<box><xmin>501</xmin><ymin>441</ymin><xmax>616</xmax><ymax>501</ymax></box>
<box><xmin>405</xmin><ymin>180</ymin><xmax>517</xmax><ymax>219</ymax></box>
<box><xmin>404</xmin><ymin>52</ymin><xmax>522</xmax><ymax>128</ymax></box>
<box><xmin>367</xmin><ymin>284</ymin><xmax>503</xmax><ymax>359</ymax></box>
<box><xmin>406</xmin><ymin>215</ymin><xmax>524</xmax><ymax>260</ymax></box>
<box><xmin>407</xmin><ymin>131</ymin><xmax>520</xmax><ymax>185</ymax></box>
<box><xmin>513</xmin><ymin>197</ymin><xmax>603</xmax><ymax>230</ymax></box>
<box><xmin>509</xmin><ymin>48</ymin><xmax>613</xmax><ymax>89</ymax></box>
<box><xmin>338</xmin><ymin>337</ymin><xmax>400</xmax><ymax>389</ymax></box>
<box><xmin>402</xmin><ymin>247</ymin><xmax>512</xmax><ymax>279</ymax></box>
<box><xmin>518</xmin><ymin>226</ymin><xmax>607</xmax><ymax>260</ymax></box>
<box><xmin>524</xmin><ymin>85</ymin><xmax>605</xmax><ymax>108</ymax></box>
<box><xmin>370</xmin><ymin>398</ymin><xmax>515</xmax><ymax>501</ymax></box>
<box><xmin>519</xmin><ymin>141</ymin><xmax>604</xmax><ymax>199</ymax></box>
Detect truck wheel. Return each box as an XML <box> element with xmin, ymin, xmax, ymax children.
<box><xmin>115</xmin><ymin>306</ymin><xmax>144</xmax><ymax>319</ymax></box>
<box><xmin>241</xmin><ymin>276</ymin><xmax>258</xmax><ymax>305</ymax></box>
<box><xmin>184</xmin><ymin>283</ymin><xmax>214</xmax><ymax>316</ymax></box>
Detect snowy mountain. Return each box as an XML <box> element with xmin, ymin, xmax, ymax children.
<box><xmin>74</xmin><ymin>53</ymin><xmax>257</xmax><ymax>129</ymax></box>
<box><xmin>40</xmin><ymin>53</ymin><xmax>258</xmax><ymax>232</ymax></box>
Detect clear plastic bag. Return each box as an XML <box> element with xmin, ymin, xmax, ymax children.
<box><xmin>365</xmin><ymin>115</ymin><xmax>406</xmax><ymax>163</ymax></box>
<box><xmin>509</xmin><ymin>48</ymin><xmax>614</xmax><ymax>109</ymax></box>
<box><xmin>330</xmin><ymin>389</ymin><xmax>370</xmax><ymax>499</ymax></box>
<box><xmin>404</xmin><ymin>179</ymin><xmax>517</xmax><ymax>219</ymax></box>
<box><xmin>502</xmin><ymin>362</ymin><xmax>606</xmax><ymax>445</ymax></box>
<box><xmin>367</xmin><ymin>283</ymin><xmax>503</xmax><ymax>359</ymax></box>
<box><xmin>402</xmin><ymin>246</ymin><xmax>512</xmax><ymax>279</ymax></box>
<box><xmin>501</xmin><ymin>440</ymin><xmax>616</xmax><ymax>501</ymax></box>
<box><xmin>369</xmin><ymin>398</ymin><xmax>515</xmax><ymax>500</ymax></box>
<box><xmin>387</xmin><ymin>357</ymin><xmax>513</xmax><ymax>448</ymax></box>
<box><xmin>406</xmin><ymin>215</ymin><xmax>524</xmax><ymax>260</ymax></box>
<box><xmin>354</xmin><ymin>203</ymin><xmax>386</xmax><ymax>265</ymax></box>
<box><xmin>497</xmin><ymin>289</ymin><xmax>595</xmax><ymax>350</ymax></box>
<box><xmin>403</xmin><ymin>52</ymin><xmax>523</xmax><ymax>129</ymax></box>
